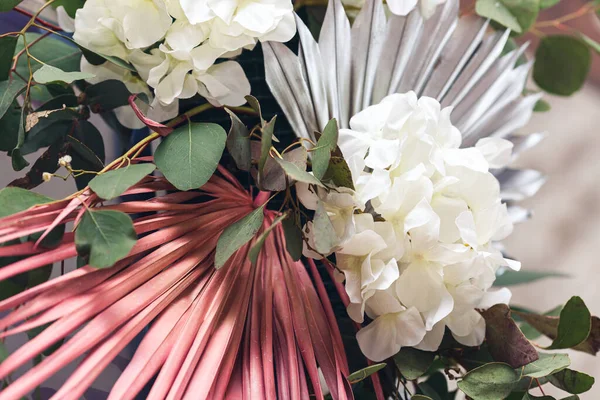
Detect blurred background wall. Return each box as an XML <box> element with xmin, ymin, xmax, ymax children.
<box><xmin>2</xmin><ymin>0</ymin><xmax>600</xmax><ymax>398</ymax></box>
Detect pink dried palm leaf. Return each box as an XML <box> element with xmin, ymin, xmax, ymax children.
<box><xmin>0</xmin><ymin>169</ymin><xmax>357</xmax><ymax>400</ymax></box>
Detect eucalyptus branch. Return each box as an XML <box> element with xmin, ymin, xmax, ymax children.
<box><xmin>13</xmin><ymin>6</ymin><xmax>63</xmax><ymax>31</ymax></box>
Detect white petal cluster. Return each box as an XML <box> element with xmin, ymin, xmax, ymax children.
<box><xmin>342</xmin><ymin>0</ymin><xmax>447</xmax><ymax>19</ymax></box>
<box><xmin>73</xmin><ymin>0</ymin><xmax>296</xmax><ymax>126</ymax></box>
<box><xmin>300</xmin><ymin>92</ymin><xmax>518</xmax><ymax>361</ymax></box>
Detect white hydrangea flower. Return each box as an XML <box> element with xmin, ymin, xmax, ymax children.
<box><xmin>74</xmin><ymin>0</ymin><xmax>172</xmax><ymax>60</ymax></box>
<box><xmin>302</xmin><ymin>91</ymin><xmax>519</xmax><ymax>361</ymax></box>
<box><xmin>179</xmin><ymin>0</ymin><xmax>296</xmax><ymax>50</ymax></box>
<box><xmin>73</xmin><ymin>0</ymin><xmax>296</xmax><ymax>117</ymax></box>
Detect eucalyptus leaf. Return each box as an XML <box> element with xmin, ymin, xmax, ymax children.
<box><xmin>313</xmin><ymin>201</ymin><xmax>339</xmax><ymax>254</ymax></box>
<box><xmin>546</xmin><ymin>296</ymin><xmax>591</xmax><ymax>350</ymax></box>
<box><xmin>534</xmin><ymin>35</ymin><xmax>591</xmax><ymax>96</ymax></box>
<box><xmin>0</xmin><ymin>187</ymin><xmax>54</xmax><ymax>218</ymax></box>
<box><xmin>245</xmin><ymin>95</ymin><xmax>264</xmax><ymax>125</ymax></box>
<box><xmin>480</xmin><ymin>304</ymin><xmax>538</xmax><ymax>368</ymax></box>
<box><xmin>0</xmin><ymin>0</ymin><xmax>23</xmax><ymax>12</ymax></box>
<box><xmin>52</xmin><ymin>0</ymin><xmax>85</xmax><ymax>16</ymax></box>
<box><xmin>457</xmin><ymin>362</ymin><xmax>520</xmax><ymax>400</ymax></box>
<box><xmin>522</xmin><ymin>353</ymin><xmax>570</xmax><ymax>379</ymax></box>
<box><xmin>70</xmin><ymin>120</ymin><xmax>106</xmax><ymax>189</ymax></box>
<box><xmin>84</xmin><ymin>80</ymin><xmax>131</xmax><ymax>112</ymax></box>
<box><xmin>14</xmin><ymin>33</ymin><xmax>81</xmax><ymax>78</ymax></box>
<box><xmin>522</xmin><ymin>394</ymin><xmax>555</xmax><ymax>400</ymax></box>
<box><xmin>519</xmin><ymin>306</ymin><xmax>563</xmax><ymax>340</ymax></box>
<box><xmin>322</xmin><ymin>156</ymin><xmax>355</xmax><ymax>189</ymax></box>
<box><xmin>534</xmin><ymin>99</ymin><xmax>551</xmax><ymax>113</ymax></box>
<box><xmin>548</xmin><ymin>369</ymin><xmax>594</xmax><ymax>395</ymax></box>
<box><xmin>312</xmin><ymin>118</ymin><xmax>339</xmax><ymax>180</ymax></box>
<box><xmin>580</xmin><ymin>33</ymin><xmax>600</xmax><ymax>55</ymax></box>
<box><xmin>274</xmin><ymin>152</ymin><xmax>323</xmax><ymax>188</ymax></box>
<box><xmin>494</xmin><ymin>269</ymin><xmax>568</xmax><ymax>286</ymax></box>
<box><xmin>248</xmin><ymin>212</ymin><xmax>287</xmax><ymax>265</ymax></box>
<box><xmin>347</xmin><ymin>363</ymin><xmax>386</xmax><ymax>384</ymax></box>
<box><xmin>393</xmin><ymin>347</ymin><xmax>435</xmax><ymax>380</ymax></box>
<box><xmin>89</xmin><ymin>163</ymin><xmax>156</xmax><ymax>200</ymax></box>
<box><xmin>155</xmin><ymin>122</ymin><xmax>227</xmax><ymax>191</ymax></box>
<box><xmin>540</xmin><ymin>0</ymin><xmax>560</xmax><ymax>8</ymax></box>
<box><xmin>225</xmin><ymin>108</ymin><xmax>251</xmax><ymax>171</ymax></box>
<box><xmin>0</xmin><ymin>36</ymin><xmax>17</xmax><ymax>81</ymax></box>
<box><xmin>33</xmin><ymin>64</ymin><xmax>94</xmax><ymax>84</ymax></box>
<box><xmin>0</xmin><ymin>102</ymin><xmax>21</xmax><ymax>151</ymax></box>
<box><xmin>0</xmin><ymin>341</ymin><xmax>7</xmax><ymax>362</ymax></box>
<box><xmin>412</xmin><ymin>396</ymin><xmax>433</xmax><ymax>400</ymax></box>
<box><xmin>0</xmin><ymin>79</ymin><xmax>26</xmax><ymax>120</ymax></box>
<box><xmin>476</xmin><ymin>0</ymin><xmax>537</xmax><ymax>33</ymax></box>
<box><xmin>258</xmin><ymin>115</ymin><xmax>276</xmax><ymax>177</ymax></box>
<box><xmin>215</xmin><ymin>205</ymin><xmax>265</xmax><ymax>269</ymax></box>
<box><xmin>258</xmin><ymin>146</ymin><xmax>308</xmax><ymax>191</ymax></box>
<box><xmin>75</xmin><ymin>210</ymin><xmax>137</xmax><ymax>269</ymax></box>
<box><xmin>282</xmin><ymin>215</ymin><xmax>303</xmax><ymax>261</ymax></box>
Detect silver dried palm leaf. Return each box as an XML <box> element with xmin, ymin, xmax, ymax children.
<box><xmin>263</xmin><ymin>0</ymin><xmax>546</xmax><ymax>223</ymax></box>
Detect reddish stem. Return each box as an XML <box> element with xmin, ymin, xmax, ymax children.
<box><xmin>13</xmin><ymin>7</ymin><xmax>63</xmax><ymax>31</ymax></box>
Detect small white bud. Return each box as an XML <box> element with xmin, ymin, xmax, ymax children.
<box><xmin>42</xmin><ymin>172</ymin><xmax>53</xmax><ymax>182</ymax></box>
<box><xmin>58</xmin><ymin>155</ymin><xmax>72</xmax><ymax>167</ymax></box>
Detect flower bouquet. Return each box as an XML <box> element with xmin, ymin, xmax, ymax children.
<box><xmin>0</xmin><ymin>0</ymin><xmax>599</xmax><ymax>399</ymax></box>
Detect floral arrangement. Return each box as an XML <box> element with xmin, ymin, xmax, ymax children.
<box><xmin>0</xmin><ymin>0</ymin><xmax>599</xmax><ymax>399</ymax></box>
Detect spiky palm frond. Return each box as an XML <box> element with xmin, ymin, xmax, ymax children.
<box><xmin>0</xmin><ymin>167</ymin><xmax>355</xmax><ymax>400</ymax></box>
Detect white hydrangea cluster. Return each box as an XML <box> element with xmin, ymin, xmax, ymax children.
<box><xmin>300</xmin><ymin>92</ymin><xmax>518</xmax><ymax>362</ymax></box>
<box><xmin>69</xmin><ymin>0</ymin><xmax>295</xmax><ymax>128</ymax></box>
<box><xmin>342</xmin><ymin>0</ymin><xmax>447</xmax><ymax>18</ymax></box>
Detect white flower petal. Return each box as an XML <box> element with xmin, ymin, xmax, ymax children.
<box><xmin>415</xmin><ymin>321</ymin><xmax>446</xmax><ymax>352</ymax></box>
<box><xmin>476</xmin><ymin>137</ymin><xmax>514</xmax><ymax>169</ymax></box>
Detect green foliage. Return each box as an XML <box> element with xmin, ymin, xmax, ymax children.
<box><xmin>75</xmin><ymin>210</ymin><xmax>137</xmax><ymax>269</ymax></box>
<box><xmin>52</xmin><ymin>0</ymin><xmax>85</xmax><ymax>16</ymax></box>
<box><xmin>534</xmin><ymin>99</ymin><xmax>551</xmax><ymax>113</ymax></box>
<box><xmin>225</xmin><ymin>108</ymin><xmax>251</xmax><ymax>171</ymax></box>
<box><xmin>0</xmin><ymin>79</ymin><xmax>26</xmax><ymax>120</ymax></box>
<box><xmin>540</xmin><ymin>0</ymin><xmax>560</xmax><ymax>8</ymax></box>
<box><xmin>549</xmin><ymin>369</ymin><xmax>595</xmax><ymax>394</ymax></box>
<box><xmin>0</xmin><ymin>186</ymin><xmax>54</xmax><ymax>218</ymax></box>
<box><xmin>215</xmin><ymin>205</ymin><xmax>265</xmax><ymax>269</ymax></box>
<box><xmin>248</xmin><ymin>212</ymin><xmax>287</xmax><ymax>264</ymax></box>
<box><xmin>457</xmin><ymin>362</ymin><xmax>520</xmax><ymax>400</ymax></box>
<box><xmin>83</xmin><ymin>80</ymin><xmax>132</xmax><ymax>113</ymax></box>
<box><xmin>393</xmin><ymin>347</ymin><xmax>435</xmax><ymax>381</ymax></box>
<box><xmin>322</xmin><ymin>156</ymin><xmax>354</xmax><ymax>190</ymax></box>
<box><xmin>14</xmin><ymin>33</ymin><xmax>81</xmax><ymax>78</ymax></box>
<box><xmin>0</xmin><ymin>36</ymin><xmax>17</xmax><ymax>81</ymax></box>
<box><xmin>347</xmin><ymin>363</ymin><xmax>386</xmax><ymax>384</ymax></box>
<box><xmin>546</xmin><ymin>297</ymin><xmax>591</xmax><ymax>350</ymax></box>
<box><xmin>282</xmin><ymin>215</ymin><xmax>303</xmax><ymax>261</ymax></box>
<box><xmin>522</xmin><ymin>353</ymin><xmax>570</xmax><ymax>378</ymax></box>
<box><xmin>313</xmin><ymin>201</ymin><xmax>339</xmax><ymax>254</ymax></box>
<box><xmin>494</xmin><ymin>269</ymin><xmax>568</xmax><ymax>286</ymax></box>
<box><xmin>259</xmin><ymin>147</ymin><xmax>307</xmax><ymax>191</ymax></box>
<box><xmin>69</xmin><ymin>121</ymin><xmax>106</xmax><ymax>189</ymax></box>
<box><xmin>155</xmin><ymin>122</ymin><xmax>227</xmax><ymax>191</ymax></box>
<box><xmin>534</xmin><ymin>35</ymin><xmax>591</xmax><ymax>96</ymax></box>
<box><xmin>476</xmin><ymin>0</ymin><xmax>540</xmax><ymax>34</ymax></box>
<box><xmin>480</xmin><ymin>304</ymin><xmax>539</xmax><ymax>368</ymax></box>
<box><xmin>0</xmin><ymin>0</ymin><xmax>23</xmax><ymax>12</ymax></box>
<box><xmin>274</xmin><ymin>150</ymin><xmax>324</xmax><ymax>188</ymax></box>
<box><xmin>33</xmin><ymin>64</ymin><xmax>94</xmax><ymax>84</ymax></box>
<box><xmin>89</xmin><ymin>163</ymin><xmax>156</xmax><ymax>200</ymax></box>
<box><xmin>312</xmin><ymin>118</ymin><xmax>339</xmax><ymax>180</ymax></box>
<box><xmin>258</xmin><ymin>116</ymin><xmax>276</xmax><ymax>183</ymax></box>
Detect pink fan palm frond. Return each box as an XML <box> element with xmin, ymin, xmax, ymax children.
<box><xmin>0</xmin><ymin>166</ymin><xmax>356</xmax><ymax>400</ymax></box>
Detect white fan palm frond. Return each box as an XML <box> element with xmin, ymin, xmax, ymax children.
<box><xmin>263</xmin><ymin>0</ymin><xmax>545</xmax><ymax>221</ymax></box>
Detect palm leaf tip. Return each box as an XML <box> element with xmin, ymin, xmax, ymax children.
<box><xmin>0</xmin><ymin>172</ymin><xmax>353</xmax><ymax>400</ymax></box>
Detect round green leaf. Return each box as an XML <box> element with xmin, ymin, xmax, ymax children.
<box><xmin>347</xmin><ymin>363</ymin><xmax>386</xmax><ymax>384</ymax></box>
<box><xmin>393</xmin><ymin>347</ymin><xmax>435</xmax><ymax>381</ymax></box>
<box><xmin>549</xmin><ymin>369</ymin><xmax>595</xmax><ymax>394</ymax></box>
<box><xmin>155</xmin><ymin>122</ymin><xmax>226</xmax><ymax>191</ymax></box>
<box><xmin>547</xmin><ymin>296</ymin><xmax>591</xmax><ymax>350</ymax></box>
<box><xmin>90</xmin><ymin>163</ymin><xmax>156</xmax><ymax>200</ymax></box>
<box><xmin>457</xmin><ymin>362</ymin><xmax>520</xmax><ymax>400</ymax></box>
<box><xmin>75</xmin><ymin>210</ymin><xmax>137</xmax><ymax>269</ymax></box>
<box><xmin>522</xmin><ymin>353</ymin><xmax>571</xmax><ymax>378</ymax></box>
<box><xmin>534</xmin><ymin>35</ymin><xmax>591</xmax><ymax>96</ymax></box>
<box><xmin>0</xmin><ymin>187</ymin><xmax>55</xmax><ymax>218</ymax></box>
